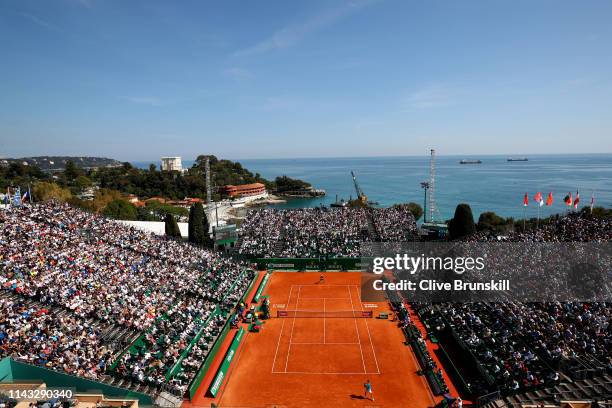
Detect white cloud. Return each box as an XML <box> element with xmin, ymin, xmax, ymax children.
<box><xmin>233</xmin><ymin>0</ymin><xmax>378</xmax><ymax>57</ymax></box>
<box><xmin>19</xmin><ymin>12</ymin><xmax>62</xmax><ymax>32</ymax></box>
<box><xmin>223</xmin><ymin>67</ymin><xmax>254</xmax><ymax>80</ymax></box>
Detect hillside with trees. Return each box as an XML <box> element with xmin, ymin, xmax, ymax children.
<box><xmin>0</xmin><ymin>154</ymin><xmax>315</xmax><ymax>222</ymax></box>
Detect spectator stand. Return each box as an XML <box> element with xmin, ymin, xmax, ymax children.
<box><xmin>435</xmin><ymin>304</ymin><xmax>559</xmax><ymax>398</ymax></box>
<box><xmin>487</xmin><ymin>303</ymin><xmax>609</xmax><ymax>381</ymax></box>
<box><xmin>184</xmin><ymin>270</ymin><xmax>260</xmax><ymax>405</ymax></box>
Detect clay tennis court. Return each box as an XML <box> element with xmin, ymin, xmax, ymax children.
<box><xmin>212</xmin><ymin>271</ymin><xmax>436</xmax><ymax>407</ymax></box>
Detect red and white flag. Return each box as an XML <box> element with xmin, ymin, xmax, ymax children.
<box><xmin>573</xmin><ymin>191</ymin><xmax>580</xmax><ymax>209</ymax></box>
<box><xmin>523</xmin><ymin>192</ymin><xmax>529</xmax><ymax>207</ymax></box>
<box><xmin>533</xmin><ymin>192</ymin><xmax>544</xmax><ymax>207</ymax></box>
<box><xmin>546</xmin><ymin>192</ymin><xmax>553</xmax><ymax>206</ymax></box>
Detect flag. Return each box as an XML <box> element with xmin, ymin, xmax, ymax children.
<box><xmin>523</xmin><ymin>192</ymin><xmax>529</xmax><ymax>207</ymax></box>
<box><xmin>564</xmin><ymin>192</ymin><xmax>572</xmax><ymax>206</ymax></box>
<box><xmin>590</xmin><ymin>191</ymin><xmax>595</xmax><ymax>212</ymax></box>
<box><xmin>533</xmin><ymin>192</ymin><xmax>544</xmax><ymax>207</ymax></box>
<box><xmin>546</xmin><ymin>192</ymin><xmax>553</xmax><ymax>206</ymax></box>
<box><xmin>573</xmin><ymin>191</ymin><xmax>580</xmax><ymax>209</ymax></box>
<box><xmin>13</xmin><ymin>187</ymin><xmax>21</xmax><ymax>206</ymax></box>
<box><xmin>21</xmin><ymin>190</ymin><xmax>29</xmax><ymax>202</ymax></box>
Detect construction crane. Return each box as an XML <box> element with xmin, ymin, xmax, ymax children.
<box><xmin>351</xmin><ymin>170</ymin><xmax>368</xmax><ymax>205</ymax></box>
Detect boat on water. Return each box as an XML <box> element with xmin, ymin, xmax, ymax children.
<box><xmin>330</xmin><ymin>193</ymin><xmax>350</xmax><ymax>208</ymax></box>
<box><xmin>507</xmin><ymin>157</ymin><xmax>528</xmax><ymax>161</ymax></box>
<box><xmin>459</xmin><ymin>159</ymin><xmax>482</xmax><ymax>164</ymax></box>
<box><xmin>330</xmin><ymin>200</ymin><xmax>348</xmax><ymax>208</ymax></box>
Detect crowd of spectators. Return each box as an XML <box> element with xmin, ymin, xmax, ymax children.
<box><xmin>1</xmin><ymin>200</ymin><xmax>609</xmax><ymax>401</ymax></box>
<box><xmin>435</xmin><ymin>299</ymin><xmax>611</xmax><ymax>396</ymax></box>
<box><xmin>238</xmin><ymin>206</ymin><xmax>418</xmax><ymax>258</ymax></box>
<box><xmin>493</xmin><ymin>302</ymin><xmax>611</xmax><ymax>370</ymax></box>
<box><xmin>423</xmin><ymin>213</ymin><xmax>612</xmax><ymax>397</ymax></box>
<box><xmin>465</xmin><ymin>212</ymin><xmax>612</xmax><ymax>243</ymax></box>
<box><xmin>441</xmin><ymin>303</ymin><xmax>554</xmax><ymax>394</ymax></box>
<box><xmin>114</xmin><ymin>297</ymin><xmax>224</xmax><ymax>393</ymax></box>
<box><xmin>371</xmin><ymin>206</ymin><xmax>418</xmax><ymax>241</ymax></box>
<box><xmin>0</xmin><ymin>293</ymin><xmax>111</xmax><ymax>380</ymax></box>
<box><xmin>0</xmin><ymin>201</ymin><xmax>253</xmax><ymax>395</ymax></box>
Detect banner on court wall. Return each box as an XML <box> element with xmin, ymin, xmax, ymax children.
<box><xmin>268</xmin><ymin>263</ymin><xmax>294</xmax><ymax>268</ymax></box>
<box><xmin>253</xmin><ymin>273</ymin><xmax>270</xmax><ymax>303</ymax></box>
<box><xmin>209</xmin><ymin>327</ymin><xmax>245</xmax><ymax>397</ymax></box>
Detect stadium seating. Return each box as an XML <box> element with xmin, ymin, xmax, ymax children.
<box><xmin>0</xmin><ymin>202</ymin><xmax>254</xmax><ymax>397</ymax></box>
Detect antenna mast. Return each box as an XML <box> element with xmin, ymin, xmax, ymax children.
<box><xmin>429</xmin><ymin>149</ymin><xmax>436</xmax><ymax>222</ymax></box>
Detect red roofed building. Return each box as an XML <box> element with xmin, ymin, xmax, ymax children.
<box><xmin>221</xmin><ymin>183</ymin><xmax>267</xmax><ymax>199</ymax></box>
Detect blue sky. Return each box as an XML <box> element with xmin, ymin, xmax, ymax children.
<box><xmin>1</xmin><ymin>0</ymin><xmax>611</xmax><ymax>160</ymax></box>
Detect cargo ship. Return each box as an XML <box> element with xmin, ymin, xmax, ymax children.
<box><xmin>507</xmin><ymin>157</ymin><xmax>528</xmax><ymax>161</ymax></box>
<box><xmin>459</xmin><ymin>159</ymin><xmax>482</xmax><ymax>164</ymax></box>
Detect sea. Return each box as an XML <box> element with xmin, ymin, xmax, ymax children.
<box><xmin>133</xmin><ymin>154</ymin><xmax>612</xmax><ymax>221</ymax></box>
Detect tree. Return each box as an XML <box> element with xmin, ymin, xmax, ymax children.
<box><xmin>67</xmin><ymin>196</ymin><xmax>94</xmax><ymax>212</ymax></box>
<box><xmin>33</xmin><ymin>181</ymin><xmax>72</xmax><ymax>202</ymax></box>
<box><xmin>477</xmin><ymin>211</ymin><xmax>512</xmax><ymax>232</ymax></box>
<box><xmin>91</xmin><ymin>189</ymin><xmax>123</xmax><ymax>213</ymax></box>
<box><xmin>394</xmin><ymin>202</ymin><xmax>423</xmax><ymax>221</ymax></box>
<box><xmin>273</xmin><ymin>175</ymin><xmax>311</xmax><ymax>193</ymax></box>
<box><xmin>585</xmin><ymin>206</ymin><xmax>612</xmax><ymax>219</ymax></box>
<box><xmin>75</xmin><ymin>175</ymin><xmax>92</xmax><ymax>190</ymax></box>
<box><xmin>188</xmin><ymin>202</ymin><xmax>213</xmax><ymax>247</ymax></box>
<box><xmin>164</xmin><ymin>213</ymin><xmax>182</xmax><ymax>238</ymax></box>
<box><xmin>145</xmin><ymin>201</ymin><xmax>189</xmax><ymax>220</ymax></box>
<box><xmin>102</xmin><ymin>199</ymin><xmax>137</xmax><ymax>220</ymax></box>
<box><xmin>64</xmin><ymin>160</ymin><xmax>82</xmax><ymax>181</ymax></box>
<box><xmin>188</xmin><ymin>202</ymin><xmax>205</xmax><ymax>245</ymax></box>
<box><xmin>448</xmin><ymin>203</ymin><xmax>476</xmax><ymax>240</ymax></box>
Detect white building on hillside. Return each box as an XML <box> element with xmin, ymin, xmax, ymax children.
<box><xmin>160</xmin><ymin>156</ymin><xmax>182</xmax><ymax>172</ymax></box>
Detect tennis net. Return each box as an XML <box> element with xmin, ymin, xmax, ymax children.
<box><xmin>276</xmin><ymin>310</ymin><xmax>373</xmax><ymax>318</ymax></box>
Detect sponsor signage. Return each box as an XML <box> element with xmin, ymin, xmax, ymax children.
<box><xmin>253</xmin><ymin>273</ymin><xmax>270</xmax><ymax>302</ymax></box>
<box><xmin>209</xmin><ymin>327</ymin><xmax>245</xmax><ymax>397</ymax></box>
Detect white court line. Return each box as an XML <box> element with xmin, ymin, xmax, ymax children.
<box><xmin>355</xmin><ymin>285</ymin><xmax>381</xmax><ymax>374</ymax></box>
<box><xmin>284</xmin><ymin>285</ymin><xmax>300</xmax><ymax>373</ymax></box>
<box><xmin>297</xmin><ymin>297</ymin><xmax>351</xmax><ymax>300</ymax></box>
<box><xmin>348</xmin><ymin>284</ymin><xmax>367</xmax><ymax>374</ymax></box>
<box><xmin>323</xmin><ymin>298</ymin><xmax>326</xmax><ymax>344</ymax></box>
<box><xmin>290</xmin><ymin>342</ymin><xmax>361</xmax><ymax>345</ymax></box>
<box><xmin>271</xmin><ymin>285</ymin><xmax>293</xmax><ymax>373</ymax></box>
<box><xmin>273</xmin><ymin>371</ymin><xmax>382</xmax><ymax>375</ymax></box>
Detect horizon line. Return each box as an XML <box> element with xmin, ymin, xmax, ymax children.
<box><xmin>128</xmin><ymin>151</ymin><xmax>612</xmax><ymax>164</ymax></box>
